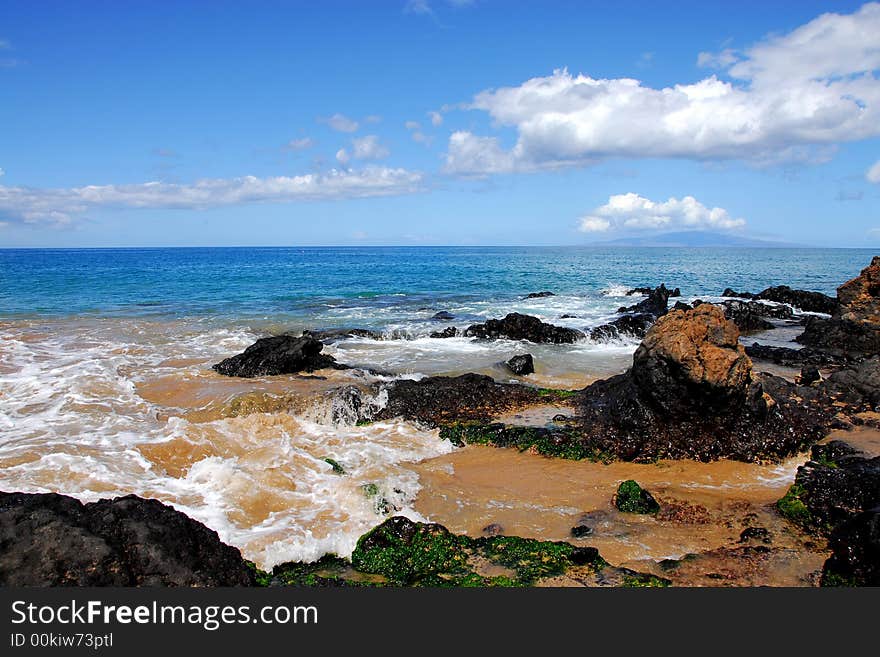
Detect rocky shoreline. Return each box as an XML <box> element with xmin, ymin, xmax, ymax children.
<box><xmin>3</xmin><ymin>257</ymin><xmax>879</xmax><ymax>587</ymax></box>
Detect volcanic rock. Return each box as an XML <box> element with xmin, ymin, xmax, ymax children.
<box><xmin>505</xmin><ymin>353</ymin><xmax>535</xmax><ymax>376</ymax></box>
<box><xmin>464</xmin><ymin>313</ymin><xmax>584</xmax><ymax>344</ymax></box>
<box><xmin>617</xmin><ymin>284</ymin><xmax>673</xmax><ymax>317</ymax></box>
<box><xmin>589</xmin><ymin>313</ymin><xmax>655</xmax><ymax>341</ymax></box>
<box><xmin>631</xmin><ymin>304</ymin><xmax>753</xmax><ymax>414</ymax></box>
<box><xmin>525</xmin><ymin>291</ymin><xmax>555</xmax><ymax>298</ymax></box>
<box><xmin>0</xmin><ymin>493</ymin><xmax>254</xmax><ymax>586</ymax></box>
<box><xmin>373</xmin><ymin>373</ymin><xmax>541</xmax><ymax>427</ymax></box>
<box><xmin>429</xmin><ymin>326</ymin><xmax>459</xmax><ymax>339</ymax></box>
<box><xmin>431</xmin><ymin>311</ymin><xmax>455</xmax><ymax>321</ymax></box>
<box><xmin>213</xmin><ymin>335</ymin><xmax>339</xmax><ymax>377</ymax></box>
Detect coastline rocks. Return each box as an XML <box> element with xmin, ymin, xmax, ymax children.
<box><xmin>617</xmin><ymin>284</ymin><xmax>673</xmax><ymax>317</ymax></box>
<box><xmin>431</xmin><ymin>311</ymin><xmax>455</xmax><ymax>321</ymax></box>
<box><xmin>505</xmin><ymin>354</ymin><xmax>535</xmax><ymax>376</ymax></box>
<box><xmin>744</xmin><ymin>343</ymin><xmax>848</xmax><ymax>368</ymax></box>
<box><xmin>756</xmin><ymin>285</ymin><xmax>837</xmax><ymax>314</ymax></box>
<box><xmin>590</xmin><ymin>313</ymin><xmax>654</xmax><ymax>341</ymax></box>
<box><xmin>429</xmin><ymin>326</ymin><xmax>459</xmax><ymax>339</ymax></box>
<box><xmin>722</xmin><ymin>288</ymin><xmax>756</xmax><ymax>299</ymax></box>
<box><xmin>0</xmin><ymin>493</ymin><xmax>254</xmax><ymax>586</ymax></box>
<box><xmin>463</xmin><ymin>312</ymin><xmax>584</xmax><ymax>344</ymax></box>
<box><xmin>525</xmin><ymin>291</ymin><xmax>555</xmax><ymax>298</ymax></box>
<box><xmin>631</xmin><ymin>305</ymin><xmax>753</xmax><ymax>415</ymax></box>
<box><xmin>822</xmin><ymin>357</ymin><xmax>880</xmax><ymax>410</ymax></box>
<box><xmin>374</xmin><ymin>373</ymin><xmax>541</xmax><ymax>427</ymax></box>
<box><xmin>797</xmin><ymin>257</ymin><xmax>880</xmax><ymax>358</ymax></box>
<box><xmin>823</xmin><ymin>508</ymin><xmax>880</xmax><ymax>586</ymax></box>
<box><xmin>837</xmin><ymin>256</ymin><xmax>880</xmax><ymax>326</ymax></box>
<box><xmin>302</xmin><ymin>328</ymin><xmax>382</xmax><ymax>343</ymax></box>
<box><xmin>778</xmin><ymin>441</ymin><xmax>880</xmax><ymax>585</ymax></box>
<box><xmin>213</xmin><ymin>335</ymin><xmax>339</xmax><ymax>377</ymax></box>
<box><xmin>721</xmin><ymin>300</ymin><xmax>775</xmax><ymax>334</ymax></box>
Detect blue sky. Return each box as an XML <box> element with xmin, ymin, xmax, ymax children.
<box><xmin>1</xmin><ymin>0</ymin><xmax>878</xmax><ymax>247</ymax></box>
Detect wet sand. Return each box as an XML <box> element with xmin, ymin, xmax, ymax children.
<box><xmin>413</xmin><ymin>445</ymin><xmax>828</xmax><ymax>585</ymax></box>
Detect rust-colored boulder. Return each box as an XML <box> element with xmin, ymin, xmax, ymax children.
<box><xmin>632</xmin><ymin>304</ymin><xmax>753</xmax><ymax>413</ymax></box>
<box><xmin>837</xmin><ymin>255</ymin><xmax>880</xmax><ymax>327</ymax></box>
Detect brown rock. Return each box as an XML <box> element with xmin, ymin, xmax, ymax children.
<box><xmin>837</xmin><ymin>255</ymin><xmax>880</xmax><ymax>327</ymax></box>
<box><xmin>631</xmin><ymin>304</ymin><xmax>753</xmax><ymax>413</ymax></box>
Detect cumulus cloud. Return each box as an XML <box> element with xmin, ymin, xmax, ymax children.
<box><xmin>0</xmin><ymin>168</ymin><xmax>425</xmax><ymax>227</ymax></box>
<box><xmin>350</xmin><ymin>135</ymin><xmax>390</xmax><ymax>160</ymax></box>
<box><xmin>318</xmin><ymin>113</ymin><xmax>359</xmax><ymax>133</ymax></box>
<box><xmin>577</xmin><ymin>193</ymin><xmax>746</xmax><ymax>233</ymax></box>
<box><xmin>868</xmin><ymin>159</ymin><xmax>880</xmax><ymax>183</ymax></box>
<box><xmin>335</xmin><ymin>149</ymin><xmax>350</xmax><ymax>165</ymax></box>
<box><xmin>428</xmin><ymin>110</ymin><xmax>443</xmax><ymax>127</ymax></box>
<box><xmin>446</xmin><ymin>3</ymin><xmax>880</xmax><ymax>175</ymax></box>
<box><xmin>696</xmin><ymin>48</ymin><xmax>739</xmax><ymax>69</ymax></box>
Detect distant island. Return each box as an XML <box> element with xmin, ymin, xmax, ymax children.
<box><xmin>591</xmin><ymin>231</ymin><xmax>804</xmax><ymax>248</ymax></box>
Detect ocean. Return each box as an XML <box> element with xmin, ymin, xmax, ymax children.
<box><xmin>0</xmin><ymin>246</ymin><xmax>874</xmax><ymax>568</ymax></box>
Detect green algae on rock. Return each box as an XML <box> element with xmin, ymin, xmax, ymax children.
<box><xmin>614</xmin><ymin>480</ymin><xmax>661</xmax><ymax>514</ymax></box>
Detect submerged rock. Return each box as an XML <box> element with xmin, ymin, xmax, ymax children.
<box><xmin>213</xmin><ymin>335</ymin><xmax>340</xmax><ymax>377</ymax></box>
<box><xmin>0</xmin><ymin>493</ymin><xmax>254</xmax><ymax>586</ymax></box>
<box><xmin>463</xmin><ymin>312</ymin><xmax>584</xmax><ymax>344</ymax></box>
<box><xmin>525</xmin><ymin>291</ymin><xmax>555</xmax><ymax>298</ymax></box>
<box><xmin>431</xmin><ymin>311</ymin><xmax>455</xmax><ymax>321</ymax></box>
<box><xmin>505</xmin><ymin>353</ymin><xmax>535</xmax><ymax>376</ymax></box>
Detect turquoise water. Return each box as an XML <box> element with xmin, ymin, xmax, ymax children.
<box><xmin>0</xmin><ymin>246</ymin><xmax>872</xmax><ymax>322</ymax></box>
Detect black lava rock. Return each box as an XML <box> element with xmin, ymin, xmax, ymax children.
<box><xmin>505</xmin><ymin>353</ymin><xmax>535</xmax><ymax>376</ymax></box>
<box><xmin>213</xmin><ymin>335</ymin><xmax>339</xmax><ymax>377</ymax></box>
<box><xmin>0</xmin><ymin>493</ymin><xmax>254</xmax><ymax>586</ymax></box>
<box><xmin>464</xmin><ymin>313</ymin><xmax>584</xmax><ymax>344</ymax></box>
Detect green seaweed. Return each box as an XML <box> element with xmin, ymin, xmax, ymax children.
<box><xmin>323</xmin><ymin>457</ymin><xmax>345</xmax><ymax>475</ymax></box>
<box><xmin>438</xmin><ymin>422</ymin><xmax>615</xmax><ymax>462</ymax></box>
<box><xmin>244</xmin><ymin>560</ymin><xmax>272</xmax><ymax>587</ymax></box>
<box><xmin>614</xmin><ymin>480</ymin><xmax>661</xmax><ymax>514</ymax></box>
<box><xmin>271</xmin><ymin>555</ymin><xmax>357</xmax><ymax>587</ymax></box>
<box><xmin>776</xmin><ymin>484</ymin><xmax>813</xmax><ymax>528</ymax></box>
<box><xmin>537</xmin><ymin>388</ymin><xmax>579</xmax><ymax>401</ymax></box>
<box><xmin>620</xmin><ymin>572</ymin><xmax>672</xmax><ymax>587</ymax></box>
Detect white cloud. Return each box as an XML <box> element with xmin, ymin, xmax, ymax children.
<box><xmin>364</xmin><ymin>115</ymin><xmax>382</xmax><ymax>124</ymax></box>
<box><xmin>286</xmin><ymin>137</ymin><xmax>315</xmax><ymax>151</ymax></box>
<box><xmin>318</xmin><ymin>113</ymin><xmax>359</xmax><ymax>133</ymax></box>
<box><xmin>445</xmin><ymin>3</ymin><xmax>880</xmax><ymax>175</ymax></box>
<box><xmin>350</xmin><ymin>135</ymin><xmax>390</xmax><ymax>160</ymax></box>
<box><xmin>0</xmin><ymin>168</ymin><xmax>424</xmax><ymax>227</ymax></box>
<box><xmin>335</xmin><ymin>149</ymin><xmax>350</xmax><ymax>165</ymax></box>
<box><xmin>405</xmin><ymin>120</ymin><xmax>421</xmax><ymax>130</ymax></box>
<box><xmin>867</xmin><ymin>159</ymin><xmax>880</xmax><ymax>183</ymax></box>
<box><xmin>578</xmin><ymin>193</ymin><xmax>746</xmax><ymax>233</ymax></box>
<box><xmin>697</xmin><ymin>48</ymin><xmax>740</xmax><ymax>69</ymax></box>
<box><xmin>428</xmin><ymin>110</ymin><xmax>443</xmax><ymax>127</ymax></box>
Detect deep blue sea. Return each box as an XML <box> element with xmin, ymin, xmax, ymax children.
<box><xmin>0</xmin><ymin>246</ymin><xmax>873</xmax><ymax>321</ymax></box>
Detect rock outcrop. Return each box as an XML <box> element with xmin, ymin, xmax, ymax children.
<box><xmin>631</xmin><ymin>305</ymin><xmax>754</xmax><ymax>415</ymax></box>
<box><xmin>755</xmin><ymin>285</ymin><xmax>837</xmax><ymax>314</ymax></box>
<box><xmin>617</xmin><ymin>284</ymin><xmax>673</xmax><ymax>317</ymax></box>
<box><xmin>302</xmin><ymin>328</ymin><xmax>382</xmax><ymax>343</ymax></box>
<box><xmin>798</xmin><ymin>257</ymin><xmax>880</xmax><ymax>358</ymax></box>
<box><xmin>463</xmin><ymin>313</ymin><xmax>584</xmax><ymax>344</ymax></box>
<box><xmin>776</xmin><ymin>441</ymin><xmax>880</xmax><ymax>586</ymax></box>
<box><xmin>374</xmin><ymin>373</ymin><xmax>541</xmax><ymax>427</ymax></box>
<box><xmin>213</xmin><ymin>335</ymin><xmax>340</xmax><ymax>377</ymax></box>
<box><xmin>429</xmin><ymin>326</ymin><xmax>459</xmax><ymax>339</ymax></box>
<box><xmin>0</xmin><ymin>493</ymin><xmax>255</xmax><ymax>586</ymax></box>
<box><xmin>589</xmin><ymin>313</ymin><xmax>654</xmax><ymax>341</ymax></box>
<box><xmin>525</xmin><ymin>291</ymin><xmax>555</xmax><ymax>299</ymax></box>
